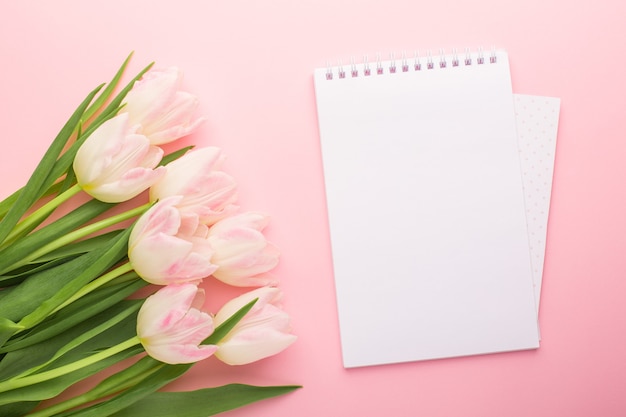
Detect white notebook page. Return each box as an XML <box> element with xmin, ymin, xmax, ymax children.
<box><xmin>314</xmin><ymin>50</ymin><xmax>540</xmax><ymax>368</ymax></box>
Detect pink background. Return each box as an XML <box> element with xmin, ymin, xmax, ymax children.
<box><xmin>2</xmin><ymin>1</ymin><xmax>626</xmax><ymax>416</ymax></box>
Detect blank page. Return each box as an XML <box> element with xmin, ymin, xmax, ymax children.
<box><xmin>314</xmin><ymin>50</ymin><xmax>540</xmax><ymax>368</ymax></box>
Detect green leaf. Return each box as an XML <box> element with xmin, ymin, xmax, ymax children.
<box><xmin>0</xmin><ymin>285</ymin><xmax>14</xmax><ymax>302</ymax></box>
<box><xmin>41</xmin><ymin>111</ymin><xmax>113</xmax><ymax>194</ymax></box>
<box><xmin>50</xmin><ymin>59</ymin><xmax>154</xmax><ymax>183</ymax></box>
<box><xmin>1</xmin><ymin>279</ymin><xmax>145</xmax><ymax>353</ymax></box>
<box><xmin>58</xmin><ymin>363</ymin><xmax>192</xmax><ymax>417</ymax></box>
<box><xmin>81</xmin><ymin>52</ymin><xmax>134</xmax><ymax>123</ymax></box>
<box><xmin>0</xmin><ymin>85</ymin><xmax>103</xmax><ymax>246</ymax></box>
<box><xmin>0</xmin><ymin>318</ymin><xmax>23</xmax><ymax>348</ymax></box>
<box><xmin>0</xmin><ymin>305</ymin><xmax>142</xmax><ymax>407</ymax></box>
<box><xmin>4</xmin><ymin>303</ymin><xmax>140</xmax><ymax>381</ymax></box>
<box><xmin>56</xmin><ymin>300</ymin><xmax>261</xmax><ymax>417</ymax></box>
<box><xmin>159</xmin><ymin>146</ymin><xmax>194</xmax><ymax>166</ymax></box>
<box><xmin>0</xmin><ymin>190</ymin><xmax>20</xmax><ymax>222</ymax></box>
<box><xmin>49</xmin><ymin>52</ymin><xmax>136</xmax><ymax>198</ymax></box>
<box><xmin>0</xmin><ymin>185</ymin><xmax>83</xmax><ymax>248</ymax></box>
<box><xmin>37</xmin><ymin>230</ymin><xmax>123</xmax><ymax>262</ymax></box>
<box><xmin>89</xmin><ymin>61</ymin><xmax>153</xmax><ymax>129</ymax></box>
<box><xmin>0</xmin><ymin>346</ymin><xmax>142</xmax><ymax>407</ymax></box>
<box><xmin>0</xmin><ymin>257</ymin><xmax>86</xmax><ymax>322</ymax></box>
<box><xmin>109</xmin><ymin>384</ymin><xmax>301</xmax><ymax>417</ymax></box>
<box><xmin>22</xmin><ymin>61</ymin><xmax>153</xmax><ymax>220</ymax></box>
<box><xmin>0</xmin><ymin>300</ymin><xmax>140</xmax><ymax>382</ymax></box>
<box><xmin>0</xmin><ymin>400</ymin><xmax>39</xmax><ymax>417</ymax></box>
<box><xmin>58</xmin><ymin>164</ymin><xmax>77</xmax><ymax>194</ymax></box>
<box><xmin>0</xmin><ymin>255</ymin><xmax>82</xmax><ymax>289</ymax></box>
<box><xmin>204</xmin><ymin>298</ymin><xmax>258</xmax><ymax>345</ymax></box>
<box><xmin>0</xmin><ymin>229</ymin><xmax>129</xmax><ymax>324</ymax></box>
<box><xmin>16</xmin><ymin>228</ymin><xmax>131</xmax><ymax>330</ymax></box>
<box><xmin>28</xmin><ymin>356</ymin><xmax>164</xmax><ymax>417</ymax></box>
<box><xmin>0</xmin><ymin>182</ymin><xmax>63</xmax><ymax>224</ymax></box>
<box><xmin>0</xmin><ymin>57</ymin><xmax>150</xmax><ymax>241</ymax></box>
<box><xmin>0</xmin><ymin>199</ymin><xmax>113</xmax><ymax>276</ymax></box>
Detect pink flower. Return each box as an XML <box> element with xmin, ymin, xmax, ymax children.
<box><xmin>128</xmin><ymin>197</ymin><xmax>218</xmax><ymax>285</ymax></box>
<box><xmin>122</xmin><ymin>67</ymin><xmax>205</xmax><ymax>145</ymax></box>
<box><xmin>73</xmin><ymin>113</ymin><xmax>165</xmax><ymax>203</ymax></box>
<box><xmin>213</xmin><ymin>287</ymin><xmax>296</xmax><ymax>365</ymax></box>
<box><xmin>207</xmin><ymin>212</ymin><xmax>280</xmax><ymax>287</ymax></box>
<box><xmin>150</xmin><ymin>147</ymin><xmax>238</xmax><ymax>225</ymax></box>
<box><xmin>137</xmin><ymin>283</ymin><xmax>217</xmax><ymax>364</ymax></box>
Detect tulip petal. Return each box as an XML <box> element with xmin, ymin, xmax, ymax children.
<box><xmin>210</xmin><ymin>212</ymin><xmax>270</xmax><ymax>234</ymax></box>
<box><xmin>122</xmin><ymin>67</ymin><xmax>204</xmax><ymax>144</ymax></box>
<box><xmin>74</xmin><ymin>114</ymin><xmax>129</xmax><ymax>185</ymax></box>
<box><xmin>87</xmin><ymin>166</ymin><xmax>165</xmax><ymax>203</ymax></box>
<box><xmin>151</xmin><ymin>147</ymin><xmax>222</xmax><ymax>194</ymax></box>
<box><xmin>214</xmin><ymin>287</ymin><xmax>282</xmax><ymax>326</ymax></box>
<box><xmin>145</xmin><ymin>343</ymin><xmax>218</xmax><ymax>365</ymax></box>
<box><xmin>144</xmin><ymin>92</ymin><xmax>206</xmax><ymax>145</ymax></box>
<box><xmin>212</xmin><ymin>287</ymin><xmax>296</xmax><ymax>365</ymax></box>
<box><xmin>150</xmin><ymin>147</ymin><xmax>239</xmax><ymax>224</ymax></box>
<box><xmin>208</xmin><ymin>213</ymin><xmax>279</xmax><ymax>286</ymax></box>
<box><xmin>129</xmin><ymin>198</ymin><xmax>218</xmax><ymax>285</ymax></box>
<box><xmin>130</xmin><ymin>232</ymin><xmax>216</xmax><ymax>285</ymax></box>
<box><xmin>215</xmin><ymin>332</ymin><xmax>296</xmax><ymax>366</ymax></box>
<box><xmin>137</xmin><ymin>284</ymin><xmax>198</xmax><ymax>337</ymax></box>
<box><xmin>124</xmin><ymin>68</ymin><xmax>179</xmax><ymax>125</ymax></box>
<box><xmin>138</xmin><ymin>284</ymin><xmax>217</xmax><ymax>364</ymax></box>
<box><xmin>130</xmin><ymin>196</ymin><xmax>184</xmax><ymax>246</ymax></box>
<box><xmin>74</xmin><ymin>113</ymin><xmax>165</xmax><ymax>203</ymax></box>
<box><xmin>147</xmin><ymin>117</ymin><xmax>207</xmax><ymax>146</ymax></box>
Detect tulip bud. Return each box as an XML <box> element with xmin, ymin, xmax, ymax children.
<box><xmin>213</xmin><ymin>287</ymin><xmax>296</xmax><ymax>365</ymax></box>
<box><xmin>137</xmin><ymin>283</ymin><xmax>217</xmax><ymax>364</ymax></box>
<box><xmin>129</xmin><ymin>197</ymin><xmax>218</xmax><ymax>285</ymax></box>
<box><xmin>207</xmin><ymin>212</ymin><xmax>280</xmax><ymax>287</ymax></box>
<box><xmin>73</xmin><ymin>113</ymin><xmax>165</xmax><ymax>203</ymax></box>
<box><xmin>150</xmin><ymin>147</ymin><xmax>238</xmax><ymax>225</ymax></box>
<box><xmin>122</xmin><ymin>67</ymin><xmax>205</xmax><ymax>145</ymax></box>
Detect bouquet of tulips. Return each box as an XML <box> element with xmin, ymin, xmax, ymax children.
<box><xmin>0</xmin><ymin>54</ymin><xmax>298</xmax><ymax>417</ymax></box>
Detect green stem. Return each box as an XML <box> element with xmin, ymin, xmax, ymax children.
<box><xmin>1</xmin><ymin>202</ymin><xmax>151</xmax><ymax>273</ymax></box>
<box><xmin>27</xmin><ymin>361</ymin><xmax>164</xmax><ymax>417</ymax></box>
<box><xmin>37</xmin><ymin>202</ymin><xmax>151</xmax><ymax>256</ymax></box>
<box><xmin>51</xmin><ymin>262</ymin><xmax>135</xmax><ymax>314</ymax></box>
<box><xmin>0</xmin><ymin>336</ymin><xmax>141</xmax><ymax>394</ymax></box>
<box><xmin>1</xmin><ymin>184</ymin><xmax>82</xmax><ymax>246</ymax></box>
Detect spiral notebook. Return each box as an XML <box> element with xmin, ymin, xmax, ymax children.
<box><xmin>314</xmin><ymin>49</ymin><xmax>554</xmax><ymax>368</ymax></box>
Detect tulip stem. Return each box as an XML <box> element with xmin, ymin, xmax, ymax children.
<box><xmin>52</xmin><ymin>262</ymin><xmax>135</xmax><ymax>314</ymax></box>
<box><xmin>26</xmin><ymin>360</ymin><xmax>165</xmax><ymax>417</ymax></box>
<box><xmin>37</xmin><ymin>201</ymin><xmax>152</xmax><ymax>255</ymax></box>
<box><xmin>0</xmin><ymin>336</ymin><xmax>141</xmax><ymax>394</ymax></box>
<box><xmin>2</xmin><ymin>184</ymin><xmax>82</xmax><ymax>245</ymax></box>
<box><xmin>1</xmin><ymin>202</ymin><xmax>152</xmax><ymax>273</ymax></box>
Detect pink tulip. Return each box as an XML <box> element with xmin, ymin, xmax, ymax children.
<box><xmin>137</xmin><ymin>283</ymin><xmax>217</xmax><ymax>364</ymax></box>
<box><xmin>207</xmin><ymin>212</ymin><xmax>280</xmax><ymax>287</ymax></box>
<box><xmin>213</xmin><ymin>287</ymin><xmax>296</xmax><ymax>365</ymax></box>
<box><xmin>150</xmin><ymin>147</ymin><xmax>238</xmax><ymax>225</ymax></box>
<box><xmin>122</xmin><ymin>67</ymin><xmax>205</xmax><ymax>145</ymax></box>
<box><xmin>73</xmin><ymin>113</ymin><xmax>165</xmax><ymax>203</ymax></box>
<box><xmin>128</xmin><ymin>197</ymin><xmax>218</xmax><ymax>285</ymax></box>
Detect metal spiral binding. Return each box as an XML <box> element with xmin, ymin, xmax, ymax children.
<box><xmin>324</xmin><ymin>47</ymin><xmax>498</xmax><ymax>80</ymax></box>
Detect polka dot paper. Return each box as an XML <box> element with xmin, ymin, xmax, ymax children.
<box><xmin>514</xmin><ymin>94</ymin><xmax>561</xmax><ymax>312</ymax></box>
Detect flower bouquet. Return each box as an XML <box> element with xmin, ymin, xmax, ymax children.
<box><xmin>0</xmin><ymin>54</ymin><xmax>298</xmax><ymax>416</ymax></box>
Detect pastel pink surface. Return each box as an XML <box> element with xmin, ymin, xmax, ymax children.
<box><xmin>2</xmin><ymin>1</ymin><xmax>626</xmax><ymax>416</ymax></box>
